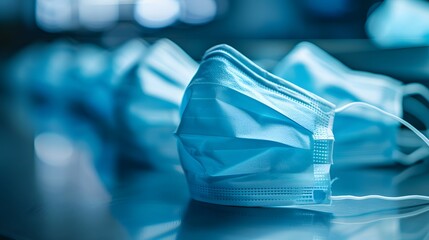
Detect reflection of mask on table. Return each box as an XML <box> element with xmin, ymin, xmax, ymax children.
<box><xmin>177</xmin><ymin>201</ymin><xmax>332</xmax><ymax>240</ymax></box>
<box><xmin>119</xmin><ymin>39</ymin><xmax>198</xmax><ymax>171</ymax></box>
<box><xmin>108</xmin><ymin>171</ymin><xmax>189</xmax><ymax>240</ymax></box>
<box><xmin>32</xmin><ymin>108</ymin><xmax>117</xmax><ymax>182</ymax></box>
<box><xmin>176</xmin><ymin>44</ymin><xmax>429</xmax><ymax>207</ymax></box>
<box><xmin>31</xmin><ymin>109</ymin><xmax>118</xmax><ymax>239</ymax></box>
<box><xmin>306</xmin><ymin>167</ymin><xmax>428</xmax><ymax>239</ymax></box>
<box><xmin>273</xmin><ymin>42</ymin><xmax>429</xmax><ymax>166</ymax></box>
<box><xmin>395</xmin><ymin>162</ymin><xmax>429</xmax><ymax>240</ymax></box>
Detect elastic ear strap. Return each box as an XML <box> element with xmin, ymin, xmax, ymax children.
<box><xmin>402</xmin><ymin>82</ymin><xmax>429</xmax><ymax>133</ymax></box>
<box><xmin>403</xmin><ymin>97</ymin><xmax>429</xmax><ymax>131</ymax></box>
<box><xmin>403</xmin><ymin>83</ymin><xmax>429</xmax><ymax>103</ymax></box>
<box><xmin>331</xmin><ymin>195</ymin><xmax>429</xmax><ymax>201</ymax></box>
<box><xmin>396</xmin><ymin>146</ymin><xmax>429</xmax><ymax>165</ymax></box>
<box><xmin>335</xmin><ymin>102</ymin><xmax>429</xmax><ymax>147</ymax></box>
<box><xmin>400</xmin><ymin>85</ymin><xmax>429</xmax><ymax>163</ymax></box>
<box><xmin>393</xmin><ymin>161</ymin><xmax>429</xmax><ymax>185</ymax></box>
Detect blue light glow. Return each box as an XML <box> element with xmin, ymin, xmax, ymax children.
<box><xmin>180</xmin><ymin>0</ymin><xmax>217</xmax><ymax>24</ymax></box>
<box><xmin>134</xmin><ymin>0</ymin><xmax>181</xmax><ymax>28</ymax></box>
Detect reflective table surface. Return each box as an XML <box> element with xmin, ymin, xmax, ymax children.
<box><xmin>1</xmin><ymin>97</ymin><xmax>429</xmax><ymax>240</ymax></box>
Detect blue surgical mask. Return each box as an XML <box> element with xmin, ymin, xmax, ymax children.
<box><xmin>9</xmin><ymin>41</ymin><xmax>76</xmax><ymax>106</ymax></box>
<box><xmin>72</xmin><ymin>43</ymin><xmax>114</xmax><ymax>125</ymax></box>
<box><xmin>9</xmin><ymin>40</ymin><xmax>121</xmax><ymax>128</ymax></box>
<box><xmin>273</xmin><ymin>42</ymin><xmax>429</xmax><ymax>166</ymax></box>
<box><xmin>111</xmin><ymin>39</ymin><xmax>149</xmax><ymax>131</ymax></box>
<box><xmin>366</xmin><ymin>0</ymin><xmax>429</xmax><ymax>48</ymax></box>
<box><xmin>176</xmin><ymin>44</ymin><xmax>336</xmax><ymax>206</ymax></box>
<box><xmin>121</xmin><ymin>39</ymin><xmax>198</xmax><ymax>171</ymax></box>
<box><xmin>111</xmin><ymin>39</ymin><xmax>149</xmax><ymax>86</ymax></box>
<box><xmin>176</xmin><ymin>44</ymin><xmax>429</xmax><ymax>207</ymax></box>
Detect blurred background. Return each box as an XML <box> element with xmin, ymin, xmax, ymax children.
<box><xmin>0</xmin><ymin>0</ymin><xmax>384</xmax><ymax>57</ymax></box>
<box><xmin>1</xmin><ymin>0</ymin><xmax>429</xmax><ymax>239</ymax></box>
<box><xmin>1</xmin><ymin>0</ymin><xmax>428</xmax><ymax>82</ymax></box>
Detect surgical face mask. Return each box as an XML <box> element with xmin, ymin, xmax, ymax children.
<box><xmin>72</xmin><ymin>44</ymin><xmax>114</xmax><ymax>125</ymax></box>
<box><xmin>176</xmin><ymin>44</ymin><xmax>429</xmax><ymax>207</ymax></box>
<box><xmin>8</xmin><ymin>43</ymin><xmax>41</xmax><ymax>101</ymax></box>
<box><xmin>9</xmin><ymin>40</ymin><xmax>119</xmax><ymax>128</ymax></box>
<box><xmin>177</xmin><ymin>44</ymin><xmax>336</xmax><ymax>206</ymax></box>
<box><xmin>111</xmin><ymin>39</ymin><xmax>149</xmax><ymax>86</ymax></box>
<box><xmin>121</xmin><ymin>39</ymin><xmax>198</xmax><ymax>171</ymax></box>
<box><xmin>8</xmin><ymin>41</ymin><xmax>76</xmax><ymax>106</ymax></box>
<box><xmin>366</xmin><ymin>0</ymin><xmax>429</xmax><ymax>48</ymax></box>
<box><xmin>273</xmin><ymin>42</ymin><xmax>429</xmax><ymax>166</ymax></box>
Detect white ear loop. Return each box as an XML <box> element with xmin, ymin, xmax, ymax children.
<box><xmin>331</xmin><ymin>195</ymin><xmax>429</xmax><ymax>201</ymax></box>
<box><xmin>402</xmin><ymin>83</ymin><xmax>429</xmax><ymax>135</ymax></box>
<box><xmin>334</xmin><ymin>101</ymin><xmax>429</xmax><ymax>202</ymax></box>
<box><xmin>336</xmin><ymin>101</ymin><xmax>429</xmax><ymax>165</ymax></box>
<box><xmin>402</xmin><ymin>82</ymin><xmax>429</xmax><ymax>103</ymax></box>
<box><xmin>335</xmin><ymin>102</ymin><xmax>429</xmax><ymax>147</ymax></box>
<box><xmin>402</xmin><ymin>97</ymin><xmax>429</xmax><ymax>134</ymax></box>
<box><xmin>395</xmin><ymin>146</ymin><xmax>429</xmax><ymax>165</ymax></box>
<box><xmin>396</xmin><ymin>99</ymin><xmax>429</xmax><ymax>165</ymax></box>
<box><xmin>398</xmin><ymin>84</ymin><xmax>429</xmax><ymax>164</ymax></box>
<box><xmin>393</xmin><ymin>161</ymin><xmax>429</xmax><ymax>185</ymax></box>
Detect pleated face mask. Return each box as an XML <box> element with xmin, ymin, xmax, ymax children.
<box><xmin>8</xmin><ymin>41</ymin><xmax>76</xmax><ymax>105</ymax></box>
<box><xmin>176</xmin><ymin>44</ymin><xmax>336</xmax><ymax>206</ymax></box>
<box><xmin>273</xmin><ymin>42</ymin><xmax>429</xmax><ymax>166</ymax></box>
<box><xmin>123</xmin><ymin>39</ymin><xmax>198</xmax><ymax>171</ymax></box>
<box><xmin>176</xmin><ymin>44</ymin><xmax>429</xmax><ymax>207</ymax></box>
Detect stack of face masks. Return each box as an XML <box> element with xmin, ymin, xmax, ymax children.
<box><xmin>176</xmin><ymin>43</ymin><xmax>429</xmax><ymax>207</ymax></box>
<box><xmin>8</xmin><ymin>40</ymin><xmax>116</xmax><ymax>128</ymax></box>
<box><xmin>8</xmin><ymin>41</ymin><xmax>76</xmax><ymax>106</ymax></box>
<box><xmin>8</xmin><ymin>38</ymin><xmax>198</xmax><ymax>172</ymax></box>
<box><xmin>8</xmin><ymin>37</ymin><xmax>429</xmax><ymax>207</ymax></box>
<box><xmin>117</xmin><ymin>39</ymin><xmax>198</xmax><ymax>171</ymax></box>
